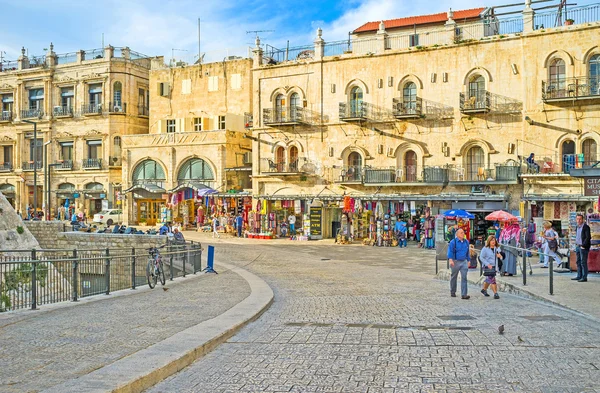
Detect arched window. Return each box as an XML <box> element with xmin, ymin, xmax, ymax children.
<box><xmin>58</xmin><ymin>183</ymin><xmax>75</xmax><ymax>190</ymax></box>
<box><xmin>132</xmin><ymin>159</ymin><xmax>166</xmax><ymax>185</ymax></box>
<box><xmin>403</xmin><ymin>83</ymin><xmax>417</xmax><ymax>114</ymax></box>
<box><xmin>404</xmin><ymin>150</ymin><xmax>417</xmax><ymax>182</ymax></box>
<box><xmin>275</xmin><ymin>94</ymin><xmax>285</xmax><ymax>122</ymax></box>
<box><xmin>589</xmin><ymin>54</ymin><xmax>600</xmax><ymax>96</ymax></box>
<box><xmin>177</xmin><ymin>158</ymin><xmax>215</xmax><ymax>184</ymax></box>
<box><xmin>289</xmin><ymin>146</ymin><xmax>299</xmax><ymax>172</ymax></box>
<box><xmin>465</xmin><ymin>146</ymin><xmax>484</xmax><ymax>181</ymax></box>
<box><xmin>583</xmin><ymin>139</ymin><xmax>597</xmax><ymax>164</ymax></box>
<box><xmin>346</xmin><ymin>151</ymin><xmax>362</xmax><ymax>182</ymax></box>
<box><xmin>275</xmin><ymin>146</ymin><xmax>285</xmax><ymax>172</ymax></box>
<box><xmin>85</xmin><ymin>182</ymin><xmax>104</xmax><ymax>191</ymax></box>
<box><xmin>561</xmin><ymin>140</ymin><xmax>576</xmax><ymax>172</ymax></box>
<box><xmin>549</xmin><ymin>59</ymin><xmax>566</xmax><ymax>98</ymax></box>
<box><xmin>349</xmin><ymin>87</ymin><xmax>363</xmax><ymax>118</ymax></box>
<box><xmin>113</xmin><ymin>81</ymin><xmax>122</xmax><ymax>108</ymax></box>
<box><xmin>290</xmin><ymin>93</ymin><xmax>300</xmax><ymax>121</ymax></box>
<box><xmin>468</xmin><ymin>75</ymin><xmax>486</xmax><ymax>108</ymax></box>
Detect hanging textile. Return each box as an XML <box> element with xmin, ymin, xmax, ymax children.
<box><xmin>543</xmin><ymin>202</ymin><xmax>553</xmax><ymax>220</ymax></box>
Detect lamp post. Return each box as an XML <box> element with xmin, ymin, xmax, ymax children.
<box><xmin>22</xmin><ymin>119</ymin><xmax>38</xmax><ymax>215</ymax></box>
<box><xmin>43</xmin><ymin>140</ymin><xmax>51</xmax><ymax>220</ymax></box>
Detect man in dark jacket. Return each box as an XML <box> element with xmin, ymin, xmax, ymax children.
<box><xmin>573</xmin><ymin>214</ymin><xmax>591</xmax><ymax>282</ymax></box>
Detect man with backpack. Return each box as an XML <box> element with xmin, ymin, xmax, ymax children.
<box><xmin>447</xmin><ymin>228</ymin><xmax>471</xmax><ymax>299</ymax></box>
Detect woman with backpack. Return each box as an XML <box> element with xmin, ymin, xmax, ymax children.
<box><xmin>542</xmin><ymin>221</ymin><xmax>561</xmax><ymax>268</ymax></box>
<box><xmin>480</xmin><ymin>235</ymin><xmax>502</xmax><ymax>299</ymax></box>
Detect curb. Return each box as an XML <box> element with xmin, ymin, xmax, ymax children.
<box><xmin>435</xmin><ymin>269</ymin><xmax>600</xmax><ymax>323</ymax></box>
<box><xmin>41</xmin><ymin>262</ymin><xmax>274</xmax><ymax>393</ymax></box>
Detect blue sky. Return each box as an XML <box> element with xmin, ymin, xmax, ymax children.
<box><xmin>1</xmin><ymin>0</ymin><xmax>598</xmax><ymax>63</ymax></box>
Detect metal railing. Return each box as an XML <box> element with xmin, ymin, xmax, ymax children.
<box><xmin>84</xmin><ymin>48</ymin><xmax>105</xmax><ymax>60</ymax></box>
<box><xmin>56</xmin><ymin>51</ymin><xmax>78</xmax><ymax>65</ymax></box>
<box><xmin>534</xmin><ymin>3</ymin><xmax>600</xmax><ymax>29</ymax></box>
<box><xmin>393</xmin><ymin>97</ymin><xmax>422</xmax><ymax>118</ymax></box>
<box><xmin>82</xmin><ymin>158</ymin><xmax>102</xmax><ymax>169</ymax></box>
<box><xmin>81</xmin><ymin>103</ymin><xmax>103</xmax><ymax>115</ymax></box>
<box><xmin>55</xmin><ymin>160</ymin><xmax>73</xmax><ymax>170</ymax></box>
<box><xmin>423</xmin><ymin>166</ymin><xmax>449</xmax><ymax>183</ymax></box>
<box><xmin>21</xmin><ymin>109</ymin><xmax>44</xmax><ymax>119</ymax></box>
<box><xmin>333</xmin><ymin>166</ymin><xmax>363</xmax><ymax>183</ymax></box>
<box><xmin>542</xmin><ymin>77</ymin><xmax>600</xmax><ymax>101</ymax></box>
<box><xmin>52</xmin><ymin>106</ymin><xmax>73</xmax><ymax>117</ymax></box>
<box><xmin>0</xmin><ymin>163</ymin><xmax>12</xmax><ymax>172</ymax></box>
<box><xmin>28</xmin><ymin>55</ymin><xmax>46</xmax><ymax>69</ymax></box>
<box><xmin>137</xmin><ymin>105</ymin><xmax>149</xmax><ymax>117</ymax></box>
<box><xmin>264</xmin><ymin>44</ymin><xmax>315</xmax><ymax>63</ymax></box>
<box><xmin>260</xmin><ymin>157</ymin><xmax>310</xmax><ymax>174</ymax></box>
<box><xmin>0</xmin><ymin>60</ymin><xmax>18</xmax><ymax>72</ymax></box>
<box><xmin>263</xmin><ymin>107</ymin><xmax>302</xmax><ymax>124</ymax></box>
<box><xmin>0</xmin><ymin>111</ymin><xmax>12</xmax><ymax>121</ymax></box>
<box><xmin>460</xmin><ymin>91</ymin><xmax>491</xmax><ymax>113</ymax></box>
<box><xmin>22</xmin><ymin>161</ymin><xmax>43</xmax><ymax>171</ymax></box>
<box><xmin>0</xmin><ymin>243</ymin><xmax>202</xmax><ymax>312</ymax></box>
<box><xmin>363</xmin><ymin>166</ymin><xmax>421</xmax><ymax>183</ymax></box>
<box><xmin>107</xmin><ymin>101</ymin><xmax>126</xmax><ymax>114</ymax></box>
<box><xmin>323</xmin><ymin>39</ymin><xmax>352</xmax><ymax>56</ymax></box>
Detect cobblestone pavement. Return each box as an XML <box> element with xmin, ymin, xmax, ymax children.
<box><xmin>0</xmin><ymin>267</ymin><xmax>251</xmax><ymax>393</ymax></box>
<box><xmin>148</xmin><ymin>235</ymin><xmax>600</xmax><ymax>393</ymax></box>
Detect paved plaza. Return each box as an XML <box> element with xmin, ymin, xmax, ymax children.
<box><xmin>1</xmin><ymin>235</ymin><xmax>599</xmax><ymax>393</ymax></box>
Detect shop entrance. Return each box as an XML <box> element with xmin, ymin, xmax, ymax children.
<box><xmin>137</xmin><ymin>199</ymin><xmax>164</xmax><ymax>226</ymax></box>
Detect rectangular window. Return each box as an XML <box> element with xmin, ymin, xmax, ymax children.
<box><xmin>231</xmin><ymin>74</ymin><xmax>242</xmax><ymax>90</ymax></box>
<box><xmin>60</xmin><ymin>142</ymin><xmax>73</xmax><ymax>161</ymax></box>
<box><xmin>409</xmin><ymin>34</ymin><xmax>419</xmax><ymax>47</ymax></box>
<box><xmin>87</xmin><ymin>140</ymin><xmax>102</xmax><ymax>159</ymax></box>
<box><xmin>3</xmin><ymin>145</ymin><xmax>12</xmax><ymax>165</ymax></box>
<box><xmin>28</xmin><ymin>89</ymin><xmax>44</xmax><ymax>110</ymax></box>
<box><xmin>158</xmin><ymin>82</ymin><xmax>170</xmax><ymax>97</ymax></box>
<box><xmin>218</xmin><ymin>115</ymin><xmax>226</xmax><ymax>130</ymax></box>
<box><xmin>182</xmin><ymin>79</ymin><xmax>192</xmax><ymax>95</ymax></box>
<box><xmin>166</xmin><ymin>119</ymin><xmax>176</xmax><ymax>133</ymax></box>
<box><xmin>2</xmin><ymin>94</ymin><xmax>14</xmax><ymax>114</ymax></box>
<box><xmin>208</xmin><ymin>76</ymin><xmax>218</xmax><ymax>92</ymax></box>
<box><xmin>61</xmin><ymin>87</ymin><xmax>74</xmax><ymax>108</ymax></box>
<box><xmin>88</xmin><ymin>83</ymin><xmax>102</xmax><ymax>107</ymax></box>
<box><xmin>29</xmin><ymin>138</ymin><xmax>43</xmax><ymax>162</ymax></box>
<box><xmin>193</xmin><ymin>117</ymin><xmax>202</xmax><ymax>132</ymax></box>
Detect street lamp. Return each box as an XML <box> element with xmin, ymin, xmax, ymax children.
<box><xmin>22</xmin><ymin>119</ymin><xmax>38</xmax><ymax>215</ymax></box>
<box><xmin>43</xmin><ymin>140</ymin><xmax>51</xmax><ymax>220</ymax></box>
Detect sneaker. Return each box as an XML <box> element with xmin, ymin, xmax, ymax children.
<box><xmin>461</xmin><ymin>295</ymin><xmax>470</xmax><ymax>300</ymax></box>
<box><xmin>494</xmin><ymin>293</ymin><xmax>500</xmax><ymax>299</ymax></box>
<box><xmin>481</xmin><ymin>289</ymin><xmax>490</xmax><ymax>297</ymax></box>
<box><xmin>451</xmin><ymin>293</ymin><xmax>456</xmax><ymax>298</ymax></box>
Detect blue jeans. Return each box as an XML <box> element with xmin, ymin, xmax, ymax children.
<box><xmin>289</xmin><ymin>223</ymin><xmax>295</xmax><ymax>234</ymax></box>
<box><xmin>426</xmin><ymin>238</ymin><xmax>434</xmax><ymax>249</ymax></box>
<box><xmin>576</xmin><ymin>246</ymin><xmax>589</xmax><ymax>279</ymax></box>
<box><xmin>450</xmin><ymin>260</ymin><xmax>469</xmax><ymax>297</ymax></box>
<box><xmin>398</xmin><ymin>239</ymin><xmax>407</xmax><ymax>248</ymax></box>
<box><xmin>415</xmin><ymin>230</ymin><xmax>421</xmax><ymax>242</ymax></box>
<box><xmin>237</xmin><ymin>226</ymin><xmax>242</xmax><ymax>238</ymax></box>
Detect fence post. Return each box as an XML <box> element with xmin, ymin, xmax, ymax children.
<box><xmin>131</xmin><ymin>247</ymin><xmax>136</xmax><ymax>290</ymax></box>
<box><xmin>31</xmin><ymin>249</ymin><xmax>37</xmax><ymax>310</ymax></box>
<box><xmin>182</xmin><ymin>246</ymin><xmax>187</xmax><ymax>278</ymax></box>
<box><xmin>72</xmin><ymin>249</ymin><xmax>79</xmax><ymax>301</ymax></box>
<box><xmin>549</xmin><ymin>257</ymin><xmax>554</xmax><ymax>295</ymax></box>
<box><xmin>105</xmin><ymin>248</ymin><xmax>110</xmax><ymax>295</ymax></box>
<box><xmin>169</xmin><ymin>245</ymin><xmax>174</xmax><ymax>281</ymax></box>
<box><xmin>522</xmin><ymin>251</ymin><xmax>527</xmax><ymax>286</ymax></box>
<box><xmin>188</xmin><ymin>244</ymin><xmax>194</xmax><ymax>275</ymax></box>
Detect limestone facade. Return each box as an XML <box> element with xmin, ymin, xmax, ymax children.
<box><xmin>0</xmin><ymin>44</ymin><xmax>151</xmax><ymax>217</ymax></box>
<box><xmin>251</xmin><ymin>13</ymin><xmax>600</xmax><ymax>214</ymax></box>
<box><xmin>121</xmin><ymin>59</ymin><xmax>252</xmax><ymax>225</ymax></box>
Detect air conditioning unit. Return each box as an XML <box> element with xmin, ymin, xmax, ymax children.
<box><xmin>113</xmin><ymin>106</ymin><xmax>122</xmax><ymax>112</ymax></box>
<box><xmin>243</xmin><ymin>152</ymin><xmax>252</xmax><ymax>164</ymax></box>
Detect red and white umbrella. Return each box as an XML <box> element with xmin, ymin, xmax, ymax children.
<box><xmin>485</xmin><ymin>210</ymin><xmax>517</xmax><ymax>222</ymax></box>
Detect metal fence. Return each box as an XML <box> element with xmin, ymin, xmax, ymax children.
<box><xmin>0</xmin><ymin>242</ymin><xmax>202</xmax><ymax>312</ymax></box>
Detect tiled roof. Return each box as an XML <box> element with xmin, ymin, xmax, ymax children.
<box><xmin>353</xmin><ymin>8</ymin><xmax>486</xmax><ymax>33</ymax></box>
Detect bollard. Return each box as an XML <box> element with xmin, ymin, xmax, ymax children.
<box><xmin>72</xmin><ymin>249</ymin><xmax>79</xmax><ymax>301</ymax></box>
<box><xmin>549</xmin><ymin>258</ymin><xmax>554</xmax><ymax>295</ymax></box>
<box><xmin>435</xmin><ymin>256</ymin><xmax>438</xmax><ymax>274</ymax></box>
<box><xmin>203</xmin><ymin>245</ymin><xmax>218</xmax><ymax>274</ymax></box>
<box><xmin>182</xmin><ymin>246</ymin><xmax>187</xmax><ymax>278</ymax></box>
<box><xmin>31</xmin><ymin>249</ymin><xmax>37</xmax><ymax>310</ymax></box>
<box><xmin>522</xmin><ymin>252</ymin><xmax>527</xmax><ymax>286</ymax></box>
<box><xmin>169</xmin><ymin>246</ymin><xmax>174</xmax><ymax>281</ymax></box>
<box><xmin>105</xmin><ymin>248</ymin><xmax>110</xmax><ymax>295</ymax></box>
<box><xmin>131</xmin><ymin>247</ymin><xmax>136</xmax><ymax>290</ymax></box>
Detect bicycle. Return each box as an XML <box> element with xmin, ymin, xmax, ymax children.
<box><xmin>146</xmin><ymin>245</ymin><xmax>166</xmax><ymax>289</ymax></box>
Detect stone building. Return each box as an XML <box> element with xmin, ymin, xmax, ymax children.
<box><xmin>121</xmin><ymin>58</ymin><xmax>253</xmax><ymax>226</ymax></box>
<box><xmin>251</xmin><ymin>2</ymin><xmax>600</xmax><ymax>238</ymax></box>
<box><xmin>0</xmin><ymin>44</ymin><xmax>151</xmax><ymax>218</ymax></box>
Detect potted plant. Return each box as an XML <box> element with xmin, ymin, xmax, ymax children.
<box><xmin>565</xmin><ymin>18</ymin><xmax>574</xmax><ymax>25</ymax></box>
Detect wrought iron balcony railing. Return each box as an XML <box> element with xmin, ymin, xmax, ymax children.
<box><xmin>260</xmin><ymin>158</ymin><xmax>313</xmax><ymax>174</ymax></box>
<box><xmin>459</xmin><ymin>91</ymin><xmax>491</xmax><ymax>113</ymax></box>
<box><xmin>363</xmin><ymin>166</ymin><xmax>421</xmax><ymax>183</ymax></box>
<box><xmin>21</xmin><ymin>109</ymin><xmax>44</xmax><ymax>119</ymax></box>
<box><xmin>81</xmin><ymin>103</ymin><xmax>103</xmax><ymax>115</ymax></box>
<box><xmin>55</xmin><ymin>160</ymin><xmax>73</xmax><ymax>170</ymax></box>
<box><xmin>0</xmin><ymin>111</ymin><xmax>13</xmax><ymax>122</ymax></box>
<box><xmin>82</xmin><ymin>158</ymin><xmax>102</xmax><ymax>169</ymax></box>
<box><xmin>52</xmin><ymin>106</ymin><xmax>73</xmax><ymax>117</ymax></box>
<box><xmin>393</xmin><ymin>97</ymin><xmax>422</xmax><ymax>119</ymax></box>
<box><xmin>447</xmin><ymin>164</ymin><xmax>520</xmax><ymax>182</ymax></box>
<box><xmin>339</xmin><ymin>102</ymin><xmax>394</xmax><ymax>122</ymax></box>
<box><xmin>22</xmin><ymin>161</ymin><xmax>43</xmax><ymax>171</ymax></box>
<box><xmin>263</xmin><ymin>107</ymin><xmax>304</xmax><ymax>125</ymax></box>
<box><xmin>422</xmin><ymin>166</ymin><xmax>449</xmax><ymax>183</ymax></box>
<box><xmin>333</xmin><ymin>165</ymin><xmax>363</xmax><ymax>183</ymax></box>
<box><xmin>542</xmin><ymin>77</ymin><xmax>600</xmax><ymax>101</ymax></box>
<box><xmin>0</xmin><ymin>162</ymin><xmax>12</xmax><ymax>172</ymax></box>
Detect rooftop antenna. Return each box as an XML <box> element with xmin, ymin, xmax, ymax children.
<box><xmin>171</xmin><ymin>48</ymin><xmax>188</xmax><ymax>66</ymax></box>
<box><xmin>102</xmin><ymin>33</ymin><xmax>104</xmax><ymax>48</ymax></box>
<box><xmin>198</xmin><ymin>18</ymin><xmax>201</xmax><ymax>63</ymax></box>
<box><xmin>246</xmin><ymin>30</ymin><xmax>275</xmax><ymax>41</ymax></box>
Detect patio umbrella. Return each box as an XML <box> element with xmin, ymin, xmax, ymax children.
<box><xmin>485</xmin><ymin>210</ymin><xmax>517</xmax><ymax>222</ymax></box>
<box><xmin>443</xmin><ymin>209</ymin><xmax>475</xmax><ymax>219</ymax></box>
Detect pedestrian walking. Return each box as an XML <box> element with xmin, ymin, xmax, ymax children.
<box><xmin>447</xmin><ymin>228</ymin><xmax>470</xmax><ymax>299</ymax></box>
<box><xmin>573</xmin><ymin>214</ymin><xmax>591</xmax><ymax>282</ymax></box>
<box><xmin>542</xmin><ymin>221</ymin><xmax>561</xmax><ymax>268</ymax></box>
<box><xmin>480</xmin><ymin>235</ymin><xmax>502</xmax><ymax>299</ymax></box>
<box><xmin>212</xmin><ymin>215</ymin><xmax>220</xmax><ymax>239</ymax></box>
<box><xmin>236</xmin><ymin>213</ymin><xmax>243</xmax><ymax>238</ymax></box>
<box><xmin>288</xmin><ymin>213</ymin><xmax>296</xmax><ymax>236</ymax></box>
<box><xmin>394</xmin><ymin>218</ymin><xmax>407</xmax><ymax>248</ymax></box>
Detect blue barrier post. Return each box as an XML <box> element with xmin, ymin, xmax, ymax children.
<box><xmin>203</xmin><ymin>245</ymin><xmax>218</xmax><ymax>274</ymax></box>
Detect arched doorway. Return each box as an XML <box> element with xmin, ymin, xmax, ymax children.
<box><xmin>113</xmin><ymin>81</ymin><xmax>122</xmax><ymax>109</ymax></box>
<box><xmin>290</xmin><ymin>93</ymin><xmax>300</xmax><ymax>121</ymax></box>
<box><xmin>176</xmin><ymin>158</ymin><xmax>215</xmax><ymax>227</ymax></box>
<box><xmin>349</xmin><ymin>87</ymin><xmax>363</xmax><ymax>117</ymax></box>
<box><xmin>131</xmin><ymin>159</ymin><xmax>166</xmax><ymax>226</ymax></box>
<box><xmin>562</xmin><ymin>140</ymin><xmax>576</xmax><ymax>172</ymax></box>
<box><xmin>275</xmin><ymin>146</ymin><xmax>285</xmax><ymax>172</ymax></box>
<box><xmin>466</xmin><ymin>146</ymin><xmax>484</xmax><ymax>181</ymax></box>
<box><xmin>57</xmin><ymin>183</ymin><xmax>76</xmax><ymax>218</ymax></box>
<box><xmin>582</xmin><ymin>139</ymin><xmax>597</xmax><ymax>164</ymax></box>
<box><xmin>403</xmin><ymin>83</ymin><xmax>417</xmax><ymax>114</ymax></box>
<box><xmin>549</xmin><ymin>58</ymin><xmax>566</xmax><ymax>98</ymax></box>
<box><xmin>590</xmin><ymin>54</ymin><xmax>600</xmax><ymax>95</ymax></box>
<box><xmin>404</xmin><ymin>150</ymin><xmax>418</xmax><ymax>182</ymax></box>
<box><xmin>289</xmin><ymin>146</ymin><xmax>299</xmax><ymax>172</ymax></box>
<box><xmin>468</xmin><ymin>75</ymin><xmax>486</xmax><ymax>108</ymax></box>
<box><xmin>347</xmin><ymin>151</ymin><xmax>362</xmax><ymax>182</ymax></box>
<box><xmin>275</xmin><ymin>94</ymin><xmax>285</xmax><ymax>122</ymax></box>
<box><xmin>84</xmin><ymin>182</ymin><xmax>105</xmax><ymax>216</ymax></box>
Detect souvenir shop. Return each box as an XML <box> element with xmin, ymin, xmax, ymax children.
<box><xmin>249</xmin><ymin>198</ymin><xmax>309</xmax><ymax>238</ymax></box>
<box><xmin>524</xmin><ymin>196</ymin><xmax>594</xmax><ymax>237</ymax></box>
<box><xmin>449</xmin><ymin>200</ymin><xmax>508</xmax><ymax>246</ymax></box>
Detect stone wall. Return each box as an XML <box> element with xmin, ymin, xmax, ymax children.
<box><xmin>23</xmin><ymin>221</ymin><xmax>66</xmax><ymax>249</ymax></box>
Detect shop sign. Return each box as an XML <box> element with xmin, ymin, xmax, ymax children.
<box><xmin>73</xmin><ymin>193</ymin><xmax>80</xmax><ymax>198</ymax></box>
<box><xmin>584</xmin><ymin>177</ymin><xmax>600</xmax><ymax>196</ymax></box>
<box><xmin>100</xmin><ymin>193</ymin><xmax>106</xmax><ymax>198</ymax></box>
<box><xmin>310</xmin><ymin>207</ymin><xmax>322</xmax><ymax>237</ymax></box>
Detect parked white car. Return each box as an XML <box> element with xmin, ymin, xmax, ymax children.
<box><xmin>93</xmin><ymin>209</ymin><xmax>123</xmax><ymax>226</ymax></box>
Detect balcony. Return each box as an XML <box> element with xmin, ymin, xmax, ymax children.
<box><xmin>521</xmin><ymin>154</ymin><xmax>587</xmax><ymax>177</ymax></box>
<box><xmin>339</xmin><ymin>102</ymin><xmax>367</xmax><ymax>122</ymax></box>
<box><xmin>0</xmin><ymin>163</ymin><xmax>12</xmax><ymax>172</ymax></box>
<box><xmin>259</xmin><ymin>157</ymin><xmax>315</xmax><ymax>175</ymax></box>
<box><xmin>138</xmin><ymin>105</ymin><xmax>149</xmax><ymax>117</ymax></box>
<box><xmin>422</xmin><ymin>166</ymin><xmax>449</xmax><ymax>184</ymax></box>
<box><xmin>0</xmin><ymin>111</ymin><xmax>13</xmax><ymax>122</ymax></box>
<box><xmin>448</xmin><ymin>164</ymin><xmax>520</xmax><ymax>184</ymax></box>
<box><xmin>81</xmin><ymin>103</ymin><xmax>103</xmax><ymax>116</ymax></box>
<box><xmin>82</xmin><ymin>158</ymin><xmax>102</xmax><ymax>169</ymax></box>
<box><xmin>107</xmin><ymin>102</ymin><xmax>126</xmax><ymax>114</ymax></box>
<box><xmin>55</xmin><ymin>160</ymin><xmax>73</xmax><ymax>170</ymax></box>
<box><xmin>459</xmin><ymin>91</ymin><xmax>491</xmax><ymax>114</ymax></box>
<box><xmin>542</xmin><ymin>77</ymin><xmax>600</xmax><ymax>103</ymax></box>
<box><xmin>333</xmin><ymin>166</ymin><xmax>363</xmax><ymax>183</ymax></box>
<box><xmin>244</xmin><ymin>112</ymin><xmax>253</xmax><ymax>129</ymax></box>
<box><xmin>393</xmin><ymin>97</ymin><xmax>422</xmax><ymax>119</ymax></box>
<box><xmin>52</xmin><ymin>106</ymin><xmax>73</xmax><ymax>118</ymax></box>
<box><xmin>362</xmin><ymin>166</ymin><xmax>422</xmax><ymax>184</ymax></box>
<box><xmin>22</xmin><ymin>161</ymin><xmax>43</xmax><ymax>171</ymax></box>
<box><xmin>21</xmin><ymin>109</ymin><xmax>44</xmax><ymax>119</ymax></box>
<box><xmin>263</xmin><ymin>107</ymin><xmax>302</xmax><ymax>126</ymax></box>
<box><xmin>108</xmin><ymin>156</ymin><xmax>122</xmax><ymax>167</ymax></box>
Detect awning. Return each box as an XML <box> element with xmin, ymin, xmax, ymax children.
<box><xmin>523</xmin><ymin>194</ymin><xmax>595</xmax><ymax>202</ymax></box>
<box><xmin>124</xmin><ymin>183</ymin><xmax>165</xmax><ymax>194</ymax></box>
<box><xmin>257</xmin><ymin>193</ymin><xmax>508</xmax><ymax>202</ymax></box>
<box><xmin>169</xmin><ymin>181</ymin><xmax>215</xmax><ymax>193</ymax></box>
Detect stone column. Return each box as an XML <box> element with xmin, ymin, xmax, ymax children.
<box><xmin>45</xmin><ymin>43</ymin><xmax>57</xmax><ymax>67</ymax></box>
<box><xmin>104</xmin><ymin>45</ymin><xmax>114</xmax><ymax>60</ymax></box>
<box><xmin>523</xmin><ymin>0</ymin><xmax>535</xmax><ymax>33</ymax></box>
<box><xmin>77</xmin><ymin>50</ymin><xmax>85</xmax><ymax>63</ymax></box>
<box><xmin>446</xmin><ymin>9</ymin><xmax>458</xmax><ymax>44</ymax></box>
<box><xmin>314</xmin><ymin>28</ymin><xmax>324</xmax><ymax>60</ymax></box>
<box><xmin>376</xmin><ymin>21</ymin><xmax>388</xmax><ymax>54</ymax></box>
<box><xmin>122</xmin><ymin>47</ymin><xmax>131</xmax><ymax>60</ymax></box>
<box><xmin>252</xmin><ymin>36</ymin><xmax>263</xmax><ymax>68</ymax></box>
<box><xmin>17</xmin><ymin>47</ymin><xmax>29</xmax><ymax>70</ymax></box>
